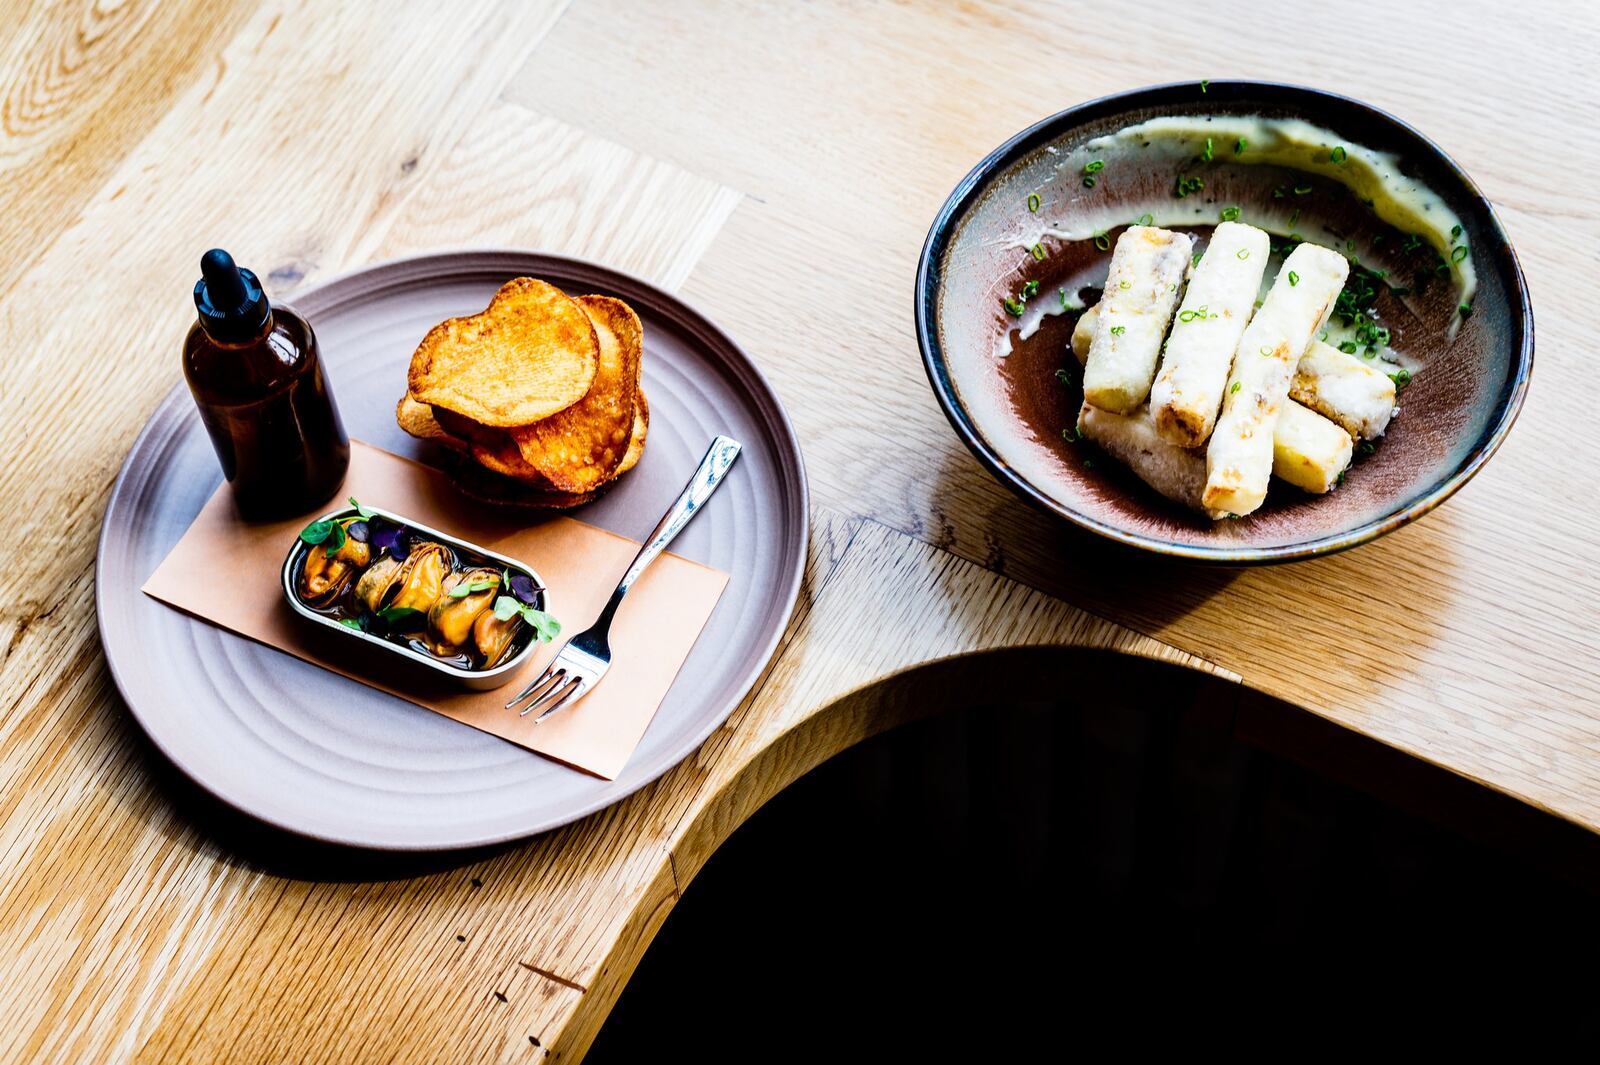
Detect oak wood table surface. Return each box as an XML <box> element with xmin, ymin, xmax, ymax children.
<box><xmin>3</xmin><ymin>0</ymin><xmax>1597</xmax><ymax>1059</ymax></box>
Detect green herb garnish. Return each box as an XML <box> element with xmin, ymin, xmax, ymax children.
<box><xmin>1031</xmin><ymin>243</ymin><xmax>1046</xmax><ymax>261</ymax></box>
<box><xmin>378</xmin><ymin>605</ymin><xmax>423</xmax><ymax>627</ymax></box>
<box><xmin>299</xmin><ymin>520</ymin><xmax>335</xmax><ymax>546</ymax></box>
<box><xmin>1357</xmin><ymin>440</ymin><xmax>1376</xmax><ymax>457</ymax></box>
<box><xmin>1230</xmin><ymin>381</ymin><xmax>1241</xmax><ymax>394</ymax></box>
<box><xmin>1459</xmin><ymin>301</ymin><xmax>1474</xmax><ymax>317</ymax></box>
<box><xmin>1094</xmin><ymin>233</ymin><xmax>1110</xmax><ymax>252</ymax></box>
<box><xmin>1201</xmin><ymin>137</ymin><xmax>1214</xmax><ymax>162</ymax></box>
<box><xmin>1390</xmin><ymin>368</ymin><xmax>1413</xmax><ymax>390</ymax></box>
<box><xmin>1451</xmin><ymin>224</ymin><xmax>1462</xmax><ymax>240</ymax></box>
<box><xmin>1235</xmin><ymin>248</ymin><xmax>1249</xmax><ymax>260</ymax></box>
<box><xmin>1027</xmin><ymin>193</ymin><xmax>1041</xmax><ymax>213</ymax></box>
<box><xmin>1293</xmin><ymin>184</ymin><xmax>1312</xmax><ymax>195</ymax></box>
<box><xmin>340</xmin><ymin>618</ymin><xmax>363</xmax><ymax>630</ymax></box>
<box><xmin>1061</xmin><ymin>426</ymin><xmax>1079</xmax><ymax>443</ymax></box>
<box><xmin>1220</xmin><ymin>206</ymin><xmax>1240</xmax><ymax>222</ymax></box>
<box><xmin>1084</xmin><ymin>159</ymin><xmax>1105</xmax><ymax>174</ymax></box>
<box><xmin>1174</xmin><ymin>175</ymin><xmax>1204</xmax><ymax>199</ymax></box>
<box><xmin>1288</xmin><ymin>270</ymin><xmax>1300</xmax><ymax>286</ymax></box>
<box><xmin>1110</xmin><ymin>325</ymin><xmax>1126</xmax><ymax>335</ymax></box>
<box><xmin>1118</xmin><ymin>279</ymin><xmax>1131</xmax><ymax>290</ymax></box>
<box><xmin>1136</xmin><ymin>212</ymin><xmax>1153</xmax><ymax>226</ymax></box>
<box><xmin>1021</xmin><ymin>279</ymin><xmax>1040</xmax><ymax>298</ymax></box>
<box><xmin>1451</xmin><ymin>245</ymin><xmax>1468</xmax><ymax>263</ymax></box>
<box><xmin>1054</xmin><ymin>367</ymin><xmax>1073</xmax><ymax>386</ymax></box>
<box><xmin>447</xmin><ymin>579</ymin><xmax>497</xmax><ymax>599</ymax></box>
<box><xmin>1199</xmin><ymin>79</ymin><xmax>1210</xmax><ymax>92</ymax></box>
<box><xmin>1330</xmin><ymin>146</ymin><xmax>1347</xmax><ymax>164</ymax></box>
<box><xmin>347</xmin><ymin>496</ymin><xmax>376</xmax><ymax>520</ymax></box>
<box><xmin>1082</xmin><ymin>175</ymin><xmax>1097</xmax><ymax>188</ymax></box>
<box><xmin>1002</xmin><ymin>297</ymin><xmax>1025</xmax><ymax>317</ymax></box>
<box><xmin>1234</xmin><ymin>137</ymin><xmax>1246</xmax><ymax>155</ymax></box>
<box><xmin>1338</xmin><ymin>340</ymin><xmax>1359</xmax><ymax>354</ymax></box>
<box><xmin>491</xmin><ymin>595</ymin><xmax>561</xmax><ymax>641</ymax></box>
<box><xmin>1260</xmin><ymin>345</ymin><xmax>1274</xmax><ymax>357</ymax></box>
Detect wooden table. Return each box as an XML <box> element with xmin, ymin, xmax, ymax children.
<box><xmin>4</xmin><ymin>0</ymin><xmax>1597</xmax><ymax>1059</ymax></box>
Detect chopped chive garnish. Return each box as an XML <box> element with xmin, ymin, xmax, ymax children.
<box><xmin>1083</xmin><ymin>175</ymin><xmax>1097</xmax><ymax>188</ymax></box>
<box><xmin>1083</xmin><ymin>159</ymin><xmax>1105</xmax><ymax>174</ymax></box>
<box><xmin>1236</xmin><ymin>248</ymin><xmax>1249</xmax><ymax>260</ymax></box>
<box><xmin>1060</xmin><ymin>288</ymin><xmax>1071</xmax><ymax>308</ymax></box>
<box><xmin>1119</xmin><ymin>279</ymin><xmax>1131</xmax><ymax>289</ymax></box>
<box><xmin>1201</xmin><ymin>137</ymin><xmax>1214</xmax><ymax>162</ymax></box>
<box><xmin>1338</xmin><ymin>340</ymin><xmax>1358</xmax><ymax>354</ymax></box>
<box><xmin>1021</xmin><ymin>279</ymin><xmax>1039</xmax><ymax>298</ymax></box>
<box><xmin>1288</xmin><ymin>270</ymin><xmax>1300</xmax><ymax>286</ymax></box>
<box><xmin>1260</xmin><ymin>345</ymin><xmax>1274</xmax><ymax>356</ymax></box>
<box><xmin>1191</xmin><ymin>250</ymin><xmax>1202</xmax><ymax>267</ymax></box>
<box><xmin>1358</xmin><ymin>440</ymin><xmax>1376</xmax><ymax>456</ymax></box>
<box><xmin>1293</xmin><ymin>184</ymin><xmax>1313</xmax><ymax>195</ymax></box>
<box><xmin>1459</xmin><ymin>301</ymin><xmax>1474</xmax><ymax>317</ymax></box>
<box><xmin>1230</xmin><ymin>380</ymin><xmax>1241</xmax><ymax>394</ymax></box>
<box><xmin>1028</xmin><ymin>193</ymin><xmax>1041</xmax><ymax>213</ymax></box>
<box><xmin>1094</xmin><ymin>233</ymin><xmax>1110</xmax><ymax>251</ymax></box>
<box><xmin>1136</xmin><ymin>212</ymin><xmax>1153</xmax><ymax>226</ymax></box>
<box><xmin>1451</xmin><ymin>245</ymin><xmax>1468</xmax><ymax>263</ymax></box>
<box><xmin>1061</xmin><ymin>426</ymin><xmax>1079</xmax><ymax>442</ymax></box>
<box><xmin>1174</xmin><ymin>175</ymin><xmax>1204</xmax><ymax>198</ymax></box>
<box><xmin>1234</xmin><ymin>137</ymin><xmax>1247</xmax><ymax>155</ymax></box>
<box><xmin>1330</xmin><ymin>146</ymin><xmax>1348</xmax><ymax>164</ymax></box>
<box><xmin>1002</xmin><ymin>297</ymin><xmax>1024</xmax><ymax>317</ymax></box>
<box><xmin>1031</xmin><ymin>243</ymin><xmax>1046</xmax><ymax>261</ymax></box>
<box><xmin>1200</xmin><ymin>79</ymin><xmax>1210</xmax><ymax>92</ymax></box>
<box><xmin>1390</xmin><ymin>367</ymin><xmax>1413</xmax><ymax>390</ymax></box>
<box><xmin>1288</xmin><ymin>208</ymin><xmax>1300</xmax><ymax>226</ymax></box>
<box><xmin>1055</xmin><ymin>367</ymin><xmax>1073</xmax><ymax>385</ymax></box>
<box><xmin>1110</xmin><ymin>325</ymin><xmax>1126</xmax><ymax>335</ymax></box>
<box><xmin>1451</xmin><ymin>224</ymin><xmax>1462</xmax><ymax>239</ymax></box>
<box><xmin>1220</xmin><ymin>206</ymin><xmax>1240</xmax><ymax>222</ymax></box>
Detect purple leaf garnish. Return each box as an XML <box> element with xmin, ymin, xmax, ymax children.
<box><xmin>370</xmin><ymin>521</ymin><xmax>408</xmax><ymax>556</ymax></box>
<box><xmin>509</xmin><ymin>573</ymin><xmax>542</xmax><ymax>605</ymax></box>
<box><xmin>347</xmin><ymin>520</ymin><xmax>369</xmax><ymax>543</ymax></box>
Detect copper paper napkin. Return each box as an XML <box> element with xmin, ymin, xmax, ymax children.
<box><xmin>142</xmin><ymin>441</ymin><xmax>729</xmax><ymax>779</ymax></box>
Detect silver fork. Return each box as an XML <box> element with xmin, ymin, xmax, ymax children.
<box><xmin>505</xmin><ymin>435</ymin><xmax>743</xmax><ymax>721</ymax></box>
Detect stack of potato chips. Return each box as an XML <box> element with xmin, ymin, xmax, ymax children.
<box><xmin>398</xmin><ymin>277</ymin><xmax>648</xmax><ymax>507</ymax></box>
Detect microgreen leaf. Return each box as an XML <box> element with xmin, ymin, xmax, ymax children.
<box><xmin>492</xmin><ymin>595</ymin><xmax>521</xmax><ymax>622</ymax></box>
<box><xmin>299</xmin><ymin>520</ymin><xmax>335</xmax><ymax>546</ymax></box>
<box><xmin>324</xmin><ymin>522</ymin><xmax>347</xmax><ymax>555</ymax></box>
<box><xmin>347</xmin><ymin>496</ymin><xmax>376</xmax><ymax>520</ymax></box>
<box><xmin>378</xmin><ymin>605</ymin><xmax>423</xmax><ymax>627</ymax></box>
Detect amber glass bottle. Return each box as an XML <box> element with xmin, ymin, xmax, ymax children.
<box><xmin>183</xmin><ymin>249</ymin><xmax>349</xmax><ymax>520</ymax></box>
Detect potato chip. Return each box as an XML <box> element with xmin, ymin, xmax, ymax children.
<box><xmin>617</xmin><ymin>389</ymin><xmax>648</xmax><ymax>475</ymax></box>
<box><xmin>395</xmin><ymin>394</ymin><xmax>464</xmax><ymax>451</ymax></box>
<box><xmin>407</xmin><ymin>277</ymin><xmax>598</xmax><ymax>427</ymax></box>
<box><xmin>506</xmin><ymin>295</ymin><xmax>641</xmax><ymax>494</ymax></box>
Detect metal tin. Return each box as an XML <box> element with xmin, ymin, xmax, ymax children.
<box><xmin>281</xmin><ymin>506</ymin><xmax>548</xmax><ymax>690</ymax></box>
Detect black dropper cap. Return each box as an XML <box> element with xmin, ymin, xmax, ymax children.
<box><xmin>194</xmin><ymin>248</ymin><xmax>270</xmax><ymax>342</ymax></box>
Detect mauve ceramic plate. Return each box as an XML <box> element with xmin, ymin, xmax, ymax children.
<box><xmin>97</xmin><ymin>251</ymin><xmax>807</xmax><ymax>850</ymax></box>
<box><xmin>917</xmin><ymin>81</ymin><xmax>1532</xmax><ymax>562</ymax></box>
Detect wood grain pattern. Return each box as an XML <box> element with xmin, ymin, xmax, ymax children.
<box><xmin>0</xmin><ymin>0</ymin><xmax>1593</xmax><ymax>1059</ymax></box>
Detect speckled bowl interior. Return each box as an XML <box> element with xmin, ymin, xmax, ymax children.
<box><xmin>916</xmin><ymin>81</ymin><xmax>1531</xmax><ymax>563</ymax></box>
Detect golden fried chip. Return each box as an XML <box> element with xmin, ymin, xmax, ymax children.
<box><xmin>396</xmin><ymin>394</ymin><xmax>466</xmax><ymax>453</ymax></box>
<box><xmin>616</xmin><ymin>389</ymin><xmax>648</xmax><ymax>475</ymax></box>
<box><xmin>446</xmin><ymin>453</ymin><xmax>600</xmax><ymax>510</ymax></box>
<box><xmin>407</xmin><ymin>277</ymin><xmax>598</xmax><ymax>427</ymax></box>
<box><xmin>507</xmin><ymin>295</ymin><xmax>642</xmax><ymax>494</ymax></box>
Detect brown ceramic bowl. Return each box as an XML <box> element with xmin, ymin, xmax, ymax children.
<box><xmin>916</xmin><ymin>81</ymin><xmax>1532</xmax><ymax>563</ymax></box>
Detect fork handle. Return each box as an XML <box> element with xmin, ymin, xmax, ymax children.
<box><xmin>594</xmin><ymin>435</ymin><xmax>742</xmax><ymax>632</ymax></box>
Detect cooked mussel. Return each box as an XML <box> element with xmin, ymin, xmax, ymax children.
<box><xmin>384</xmin><ymin>542</ymin><xmax>450</xmax><ymax>627</ymax></box>
<box><xmin>298</xmin><ymin>532</ymin><xmax>371</xmax><ymax>607</ymax></box>
<box><xmin>472</xmin><ymin>607</ymin><xmax>521</xmax><ymax>668</ymax></box>
<box><xmin>427</xmin><ymin>567</ymin><xmax>500</xmax><ymax>655</ymax></box>
<box><xmin>353</xmin><ymin>555</ymin><xmax>403</xmax><ymax>613</ymax></box>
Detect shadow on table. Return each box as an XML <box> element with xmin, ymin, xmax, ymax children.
<box><xmin>590</xmin><ymin>679</ymin><xmax>1600</xmax><ymax>1060</ymax></box>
